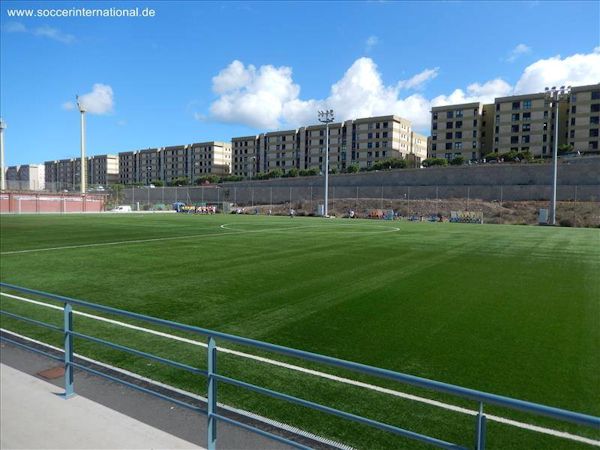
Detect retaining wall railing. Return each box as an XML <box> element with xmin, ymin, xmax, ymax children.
<box><xmin>1</xmin><ymin>282</ymin><xmax>598</xmax><ymax>450</ymax></box>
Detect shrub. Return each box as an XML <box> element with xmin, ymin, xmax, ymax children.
<box><xmin>450</xmin><ymin>156</ymin><xmax>464</xmax><ymax>166</ymax></box>
<box><xmin>283</xmin><ymin>168</ymin><xmax>299</xmax><ymax>178</ymax></box>
<box><xmin>168</xmin><ymin>177</ymin><xmax>189</xmax><ymax>186</ymax></box>
<box><xmin>151</xmin><ymin>180</ymin><xmax>164</xmax><ymax>187</ymax></box>
<box><xmin>195</xmin><ymin>175</ymin><xmax>220</xmax><ymax>185</ymax></box>
<box><xmin>559</xmin><ymin>218</ymin><xmax>573</xmax><ymax>227</ymax></box>
<box><xmin>422</xmin><ymin>158</ymin><xmax>448</xmax><ymax>167</ymax></box>
<box><xmin>346</xmin><ymin>164</ymin><xmax>359</xmax><ymax>173</ymax></box>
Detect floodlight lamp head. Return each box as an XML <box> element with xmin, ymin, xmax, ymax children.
<box><xmin>545</xmin><ymin>87</ymin><xmax>549</xmax><ymax>91</ymax></box>
<box><xmin>76</xmin><ymin>95</ymin><xmax>87</xmax><ymax>113</ymax></box>
<box><xmin>0</xmin><ymin>119</ymin><xmax>5</xmax><ymax>130</ymax></box>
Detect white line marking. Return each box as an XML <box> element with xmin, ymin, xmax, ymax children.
<box><xmin>1</xmin><ymin>292</ymin><xmax>598</xmax><ymax>446</ymax></box>
<box><xmin>0</xmin><ymin>328</ymin><xmax>353</xmax><ymax>450</ymax></box>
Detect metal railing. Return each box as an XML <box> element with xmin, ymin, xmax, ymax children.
<box><xmin>1</xmin><ymin>282</ymin><xmax>598</xmax><ymax>450</ymax></box>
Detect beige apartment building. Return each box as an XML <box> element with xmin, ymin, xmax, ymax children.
<box><xmin>430</xmin><ymin>102</ymin><xmax>490</xmax><ymax>161</ymax></box>
<box><xmin>232</xmin><ymin>114</ymin><xmax>427</xmax><ymax>176</ymax></box>
<box><xmin>190</xmin><ymin>141</ymin><xmax>232</xmax><ymax>179</ymax></box>
<box><xmin>117</xmin><ymin>142</ymin><xmax>231</xmax><ymax>185</ymax></box>
<box><xmin>567</xmin><ymin>84</ymin><xmax>600</xmax><ymax>153</ymax></box>
<box><xmin>232</xmin><ymin>136</ymin><xmax>260</xmax><ymax>177</ymax></box>
<box><xmin>429</xmin><ymin>83</ymin><xmax>599</xmax><ymax>160</ymax></box>
<box><xmin>493</xmin><ymin>92</ymin><xmax>567</xmax><ymax>157</ymax></box>
<box><xmin>45</xmin><ymin>155</ymin><xmax>119</xmax><ymax>190</ymax></box>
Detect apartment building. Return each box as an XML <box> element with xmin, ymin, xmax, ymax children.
<box><xmin>430</xmin><ymin>103</ymin><xmax>488</xmax><ymax>161</ymax></box>
<box><xmin>15</xmin><ymin>164</ymin><xmax>45</xmax><ymax>190</ymax></box>
<box><xmin>232</xmin><ymin>114</ymin><xmax>426</xmax><ymax>175</ymax></box>
<box><xmin>263</xmin><ymin>129</ymin><xmax>300</xmax><ymax>173</ymax></box>
<box><xmin>190</xmin><ymin>141</ymin><xmax>232</xmax><ymax>179</ymax></box>
<box><xmin>429</xmin><ymin>83</ymin><xmax>599</xmax><ymax>160</ymax></box>
<box><xmin>567</xmin><ymin>84</ymin><xmax>600</xmax><ymax>153</ymax></box>
<box><xmin>88</xmin><ymin>154</ymin><xmax>119</xmax><ymax>186</ymax></box>
<box><xmin>44</xmin><ymin>155</ymin><xmax>119</xmax><ymax>190</ymax></box>
<box><xmin>232</xmin><ymin>136</ymin><xmax>260</xmax><ymax>177</ymax></box>
<box><xmin>116</xmin><ymin>142</ymin><xmax>232</xmax><ymax>184</ymax></box>
<box><xmin>493</xmin><ymin>92</ymin><xmax>567</xmax><ymax>157</ymax></box>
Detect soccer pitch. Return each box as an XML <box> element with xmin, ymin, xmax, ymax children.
<box><xmin>1</xmin><ymin>214</ymin><xmax>598</xmax><ymax>449</ymax></box>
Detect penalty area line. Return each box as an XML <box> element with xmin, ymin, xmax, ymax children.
<box><xmin>1</xmin><ymin>292</ymin><xmax>598</xmax><ymax>446</ymax></box>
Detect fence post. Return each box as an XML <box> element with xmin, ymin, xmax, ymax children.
<box><xmin>475</xmin><ymin>402</ymin><xmax>486</xmax><ymax>450</ymax></box>
<box><xmin>63</xmin><ymin>303</ymin><xmax>74</xmax><ymax>399</ymax></box>
<box><xmin>207</xmin><ymin>337</ymin><xmax>217</xmax><ymax>450</ymax></box>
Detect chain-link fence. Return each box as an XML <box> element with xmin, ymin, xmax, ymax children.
<box><xmin>112</xmin><ymin>184</ymin><xmax>600</xmax><ymax>227</ymax></box>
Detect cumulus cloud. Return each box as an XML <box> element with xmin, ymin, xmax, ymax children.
<box><xmin>514</xmin><ymin>49</ymin><xmax>600</xmax><ymax>93</ymax></box>
<box><xmin>206</xmin><ymin>48</ymin><xmax>600</xmax><ymax>133</ymax></box>
<box><xmin>62</xmin><ymin>84</ymin><xmax>115</xmax><ymax>115</ymax></box>
<box><xmin>365</xmin><ymin>35</ymin><xmax>379</xmax><ymax>52</ymax></box>
<box><xmin>506</xmin><ymin>44</ymin><xmax>531</xmax><ymax>62</ymax></box>
<box><xmin>398</xmin><ymin>67</ymin><xmax>439</xmax><ymax>90</ymax></box>
<box><xmin>4</xmin><ymin>21</ymin><xmax>75</xmax><ymax>44</ymax></box>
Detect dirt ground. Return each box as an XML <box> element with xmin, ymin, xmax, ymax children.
<box><xmin>240</xmin><ymin>199</ymin><xmax>600</xmax><ymax>228</ymax></box>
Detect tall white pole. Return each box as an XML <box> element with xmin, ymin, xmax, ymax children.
<box><xmin>324</xmin><ymin>121</ymin><xmax>329</xmax><ymax>216</ymax></box>
<box><xmin>318</xmin><ymin>109</ymin><xmax>334</xmax><ymax>217</ymax></box>
<box><xmin>551</xmin><ymin>97</ymin><xmax>559</xmax><ymax>225</ymax></box>
<box><xmin>77</xmin><ymin>96</ymin><xmax>87</xmax><ymax>194</ymax></box>
<box><xmin>0</xmin><ymin>119</ymin><xmax>6</xmax><ymax>191</ymax></box>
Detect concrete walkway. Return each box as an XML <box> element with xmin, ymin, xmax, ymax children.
<box><xmin>1</xmin><ymin>363</ymin><xmax>203</xmax><ymax>449</ymax></box>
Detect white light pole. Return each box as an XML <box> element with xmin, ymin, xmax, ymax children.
<box><xmin>77</xmin><ymin>96</ymin><xmax>87</xmax><ymax>194</ymax></box>
<box><xmin>544</xmin><ymin>85</ymin><xmax>571</xmax><ymax>225</ymax></box>
<box><xmin>0</xmin><ymin>119</ymin><xmax>6</xmax><ymax>191</ymax></box>
<box><xmin>317</xmin><ymin>109</ymin><xmax>334</xmax><ymax>217</ymax></box>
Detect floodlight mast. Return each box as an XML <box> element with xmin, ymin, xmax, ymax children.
<box><xmin>317</xmin><ymin>109</ymin><xmax>335</xmax><ymax>217</ymax></box>
<box><xmin>77</xmin><ymin>95</ymin><xmax>87</xmax><ymax>194</ymax></box>
<box><xmin>544</xmin><ymin>85</ymin><xmax>571</xmax><ymax>225</ymax></box>
<box><xmin>0</xmin><ymin>119</ymin><xmax>6</xmax><ymax>191</ymax></box>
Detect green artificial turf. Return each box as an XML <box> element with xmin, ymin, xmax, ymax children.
<box><xmin>1</xmin><ymin>214</ymin><xmax>598</xmax><ymax>449</ymax></box>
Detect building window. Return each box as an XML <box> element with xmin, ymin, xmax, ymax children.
<box><xmin>512</xmin><ymin>113</ymin><xmax>520</xmax><ymax>121</ymax></box>
<box><xmin>590</xmin><ymin>141</ymin><xmax>599</xmax><ymax>150</ymax></box>
<box><xmin>522</xmin><ymin>135</ymin><xmax>530</xmax><ymax>144</ymax></box>
<box><xmin>571</xmin><ymin>105</ymin><xmax>576</xmax><ymax>114</ymax></box>
<box><xmin>472</xmin><ymin>130</ymin><xmax>477</xmax><ymax>138</ymax></box>
<box><xmin>571</xmin><ymin>94</ymin><xmax>577</xmax><ymax>102</ymax></box>
<box><xmin>592</xmin><ymin>91</ymin><xmax>600</xmax><ymax>100</ymax></box>
<box><xmin>522</xmin><ymin>124</ymin><xmax>531</xmax><ymax>132</ymax></box>
<box><xmin>591</xmin><ymin>116</ymin><xmax>600</xmax><ymax>125</ymax></box>
<box><xmin>456</xmin><ymin>121</ymin><xmax>463</xmax><ymax>128</ymax></box>
<box><xmin>590</xmin><ymin>129</ymin><xmax>599</xmax><ymax>137</ymax></box>
<box><xmin>511</xmin><ymin>125</ymin><xmax>519</xmax><ymax>133</ymax></box>
<box><xmin>446</xmin><ymin>132</ymin><xmax>453</xmax><ymax>139</ymax></box>
<box><xmin>473</xmin><ymin>119</ymin><xmax>478</xmax><ymax>127</ymax></box>
<box><xmin>445</xmin><ymin>143</ymin><xmax>452</xmax><ymax>150</ymax></box>
<box><xmin>472</xmin><ymin>141</ymin><xmax>477</xmax><ymax>149</ymax></box>
<box><xmin>592</xmin><ymin>104</ymin><xmax>600</xmax><ymax>113</ymax></box>
<box><xmin>432</xmin><ymin>144</ymin><xmax>437</xmax><ymax>151</ymax></box>
<box><xmin>455</xmin><ymin>131</ymin><xmax>462</xmax><ymax>139</ymax></box>
<box><xmin>523</xmin><ymin>112</ymin><xmax>531</xmax><ymax>121</ymax></box>
<box><xmin>446</xmin><ymin>122</ymin><xmax>453</xmax><ymax>129</ymax></box>
<box><xmin>512</xmin><ymin>101</ymin><xmax>520</xmax><ymax>110</ymax></box>
<box><xmin>523</xmin><ymin>99</ymin><xmax>532</xmax><ymax>109</ymax></box>
<box><xmin>447</xmin><ymin>111</ymin><xmax>454</xmax><ymax>119</ymax></box>
<box><xmin>454</xmin><ymin>142</ymin><xmax>463</xmax><ymax>149</ymax></box>
<box><xmin>571</xmin><ymin>117</ymin><xmax>576</xmax><ymax>126</ymax></box>
<box><xmin>455</xmin><ymin>109</ymin><xmax>463</xmax><ymax>117</ymax></box>
<box><xmin>570</xmin><ymin>130</ymin><xmax>575</xmax><ymax>138</ymax></box>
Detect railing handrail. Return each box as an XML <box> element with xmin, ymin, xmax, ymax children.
<box><xmin>1</xmin><ymin>281</ymin><xmax>598</xmax><ymax>428</ymax></box>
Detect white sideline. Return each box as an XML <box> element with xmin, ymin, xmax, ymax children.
<box><xmin>1</xmin><ymin>292</ymin><xmax>598</xmax><ymax>447</ymax></box>
<box><xmin>1</xmin><ymin>221</ymin><xmax>399</xmax><ymax>256</ymax></box>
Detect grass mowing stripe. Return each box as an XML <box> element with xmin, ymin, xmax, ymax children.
<box><xmin>2</xmin><ymin>292</ymin><xmax>598</xmax><ymax>447</ymax></box>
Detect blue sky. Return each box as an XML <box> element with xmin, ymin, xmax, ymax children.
<box><xmin>1</xmin><ymin>0</ymin><xmax>599</xmax><ymax>166</ymax></box>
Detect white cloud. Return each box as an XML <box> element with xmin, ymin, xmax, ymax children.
<box><xmin>33</xmin><ymin>25</ymin><xmax>75</xmax><ymax>44</ymax></box>
<box><xmin>206</xmin><ymin>49</ymin><xmax>600</xmax><ymax>133</ymax></box>
<box><xmin>64</xmin><ymin>84</ymin><xmax>115</xmax><ymax>115</ymax></box>
<box><xmin>398</xmin><ymin>68</ymin><xmax>439</xmax><ymax>90</ymax></box>
<box><xmin>5</xmin><ymin>22</ymin><xmax>27</xmax><ymax>33</ymax></box>
<box><xmin>514</xmin><ymin>50</ymin><xmax>600</xmax><ymax>93</ymax></box>
<box><xmin>4</xmin><ymin>22</ymin><xmax>75</xmax><ymax>44</ymax></box>
<box><xmin>506</xmin><ymin>44</ymin><xmax>531</xmax><ymax>63</ymax></box>
<box><xmin>365</xmin><ymin>35</ymin><xmax>379</xmax><ymax>52</ymax></box>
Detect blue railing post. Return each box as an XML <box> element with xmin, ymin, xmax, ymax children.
<box><xmin>475</xmin><ymin>402</ymin><xmax>486</xmax><ymax>450</ymax></box>
<box><xmin>207</xmin><ymin>336</ymin><xmax>217</xmax><ymax>450</ymax></box>
<box><xmin>63</xmin><ymin>302</ymin><xmax>74</xmax><ymax>399</ymax></box>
